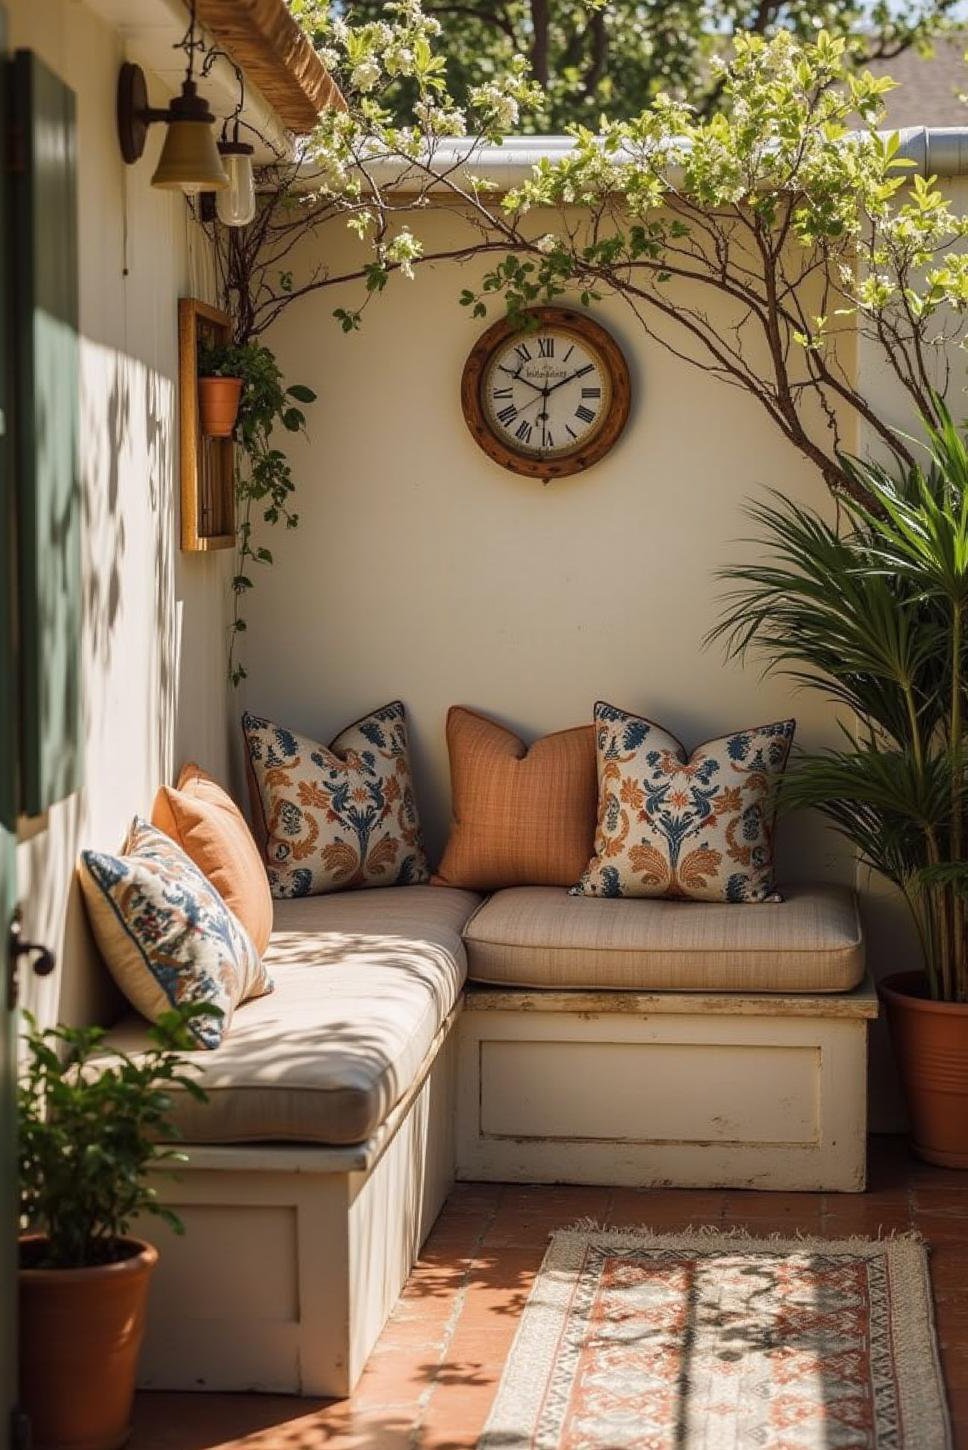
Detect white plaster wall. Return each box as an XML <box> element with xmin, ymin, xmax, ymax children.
<box><xmin>243</xmin><ymin>212</ymin><xmax>854</xmax><ymax>877</ymax></box>
<box><xmin>10</xmin><ymin>0</ymin><xmax>233</xmax><ymax>1028</ymax></box>
<box><xmin>246</xmin><ymin>207</ymin><xmax>968</xmax><ymax>1131</ymax></box>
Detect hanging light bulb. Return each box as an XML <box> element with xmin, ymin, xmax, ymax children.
<box><xmin>216</xmin><ymin>130</ymin><xmax>256</xmax><ymax>226</ymax></box>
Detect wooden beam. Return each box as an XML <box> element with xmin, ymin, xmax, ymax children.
<box><xmin>195</xmin><ymin>0</ymin><xmax>343</xmax><ymax>134</ymax></box>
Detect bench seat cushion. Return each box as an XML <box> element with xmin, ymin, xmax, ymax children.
<box><xmin>463</xmin><ymin>884</ymin><xmax>864</xmax><ymax>993</ymax></box>
<box><xmin>95</xmin><ymin>885</ymin><xmax>480</xmax><ymax>1145</ymax></box>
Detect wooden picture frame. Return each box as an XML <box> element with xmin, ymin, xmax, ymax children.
<box><xmin>179</xmin><ymin>298</ymin><xmax>236</xmax><ymax>551</ymax></box>
<box><xmin>460</xmin><ymin>306</ymin><xmax>632</xmax><ymax>482</ymax></box>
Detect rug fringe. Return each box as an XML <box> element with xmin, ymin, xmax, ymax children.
<box><xmin>556</xmin><ymin>1221</ymin><xmax>925</xmax><ymax>1255</ymax></box>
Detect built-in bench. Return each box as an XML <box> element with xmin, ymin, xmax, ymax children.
<box><xmin>97</xmin><ymin>880</ymin><xmax>873</xmax><ymax>1397</ymax></box>
<box><xmin>457</xmin><ymin>883</ymin><xmax>875</xmax><ymax>1192</ymax></box>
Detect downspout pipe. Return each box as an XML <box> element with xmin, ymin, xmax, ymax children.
<box><xmin>894</xmin><ymin>126</ymin><xmax>968</xmax><ymax>176</ymax></box>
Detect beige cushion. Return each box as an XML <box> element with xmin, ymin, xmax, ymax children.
<box><xmin>94</xmin><ymin>886</ymin><xmax>480</xmax><ymax>1145</ymax></box>
<box><xmin>463</xmin><ymin>884</ymin><xmax>864</xmax><ymax>993</ymax></box>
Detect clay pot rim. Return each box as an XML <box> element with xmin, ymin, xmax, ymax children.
<box><xmin>198</xmin><ymin>374</ymin><xmax>243</xmax><ymax>387</ymax></box>
<box><xmin>18</xmin><ymin>1234</ymin><xmax>158</xmax><ymax>1283</ymax></box>
<box><xmin>880</xmin><ymin>970</ymin><xmax>968</xmax><ymax>1016</ymax></box>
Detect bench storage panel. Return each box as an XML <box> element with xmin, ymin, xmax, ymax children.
<box><xmin>137</xmin><ymin>1013</ymin><xmax>458</xmax><ymax>1397</ymax></box>
<box><xmin>456</xmin><ymin>984</ymin><xmax>878</xmax><ymax>1192</ymax></box>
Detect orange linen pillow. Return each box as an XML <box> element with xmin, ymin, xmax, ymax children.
<box><xmin>151</xmin><ymin>763</ymin><xmax>274</xmax><ymax>956</ymax></box>
<box><xmin>434</xmin><ymin>707</ymin><xmax>598</xmax><ymax>890</ymax></box>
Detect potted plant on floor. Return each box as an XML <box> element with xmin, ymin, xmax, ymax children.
<box><xmin>711</xmin><ymin>404</ymin><xmax>968</xmax><ymax>1165</ymax></box>
<box><xmin>18</xmin><ymin>1004</ymin><xmax>210</xmax><ymax>1450</ymax></box>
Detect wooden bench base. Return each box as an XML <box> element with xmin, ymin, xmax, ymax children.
<box><xmin>136</xmin><ymin>979</ymin><xmax>877</xmax><ymax>1396</ymax></box>
<box><xmin>455</xmin><ymin>981</ymin><xmax>878</xmax><ymax>1193</ymax></box>
<box><xmin>136</xmin><ymin>1012</ymin><xmax>458</xmax><ymax>1398</ymax></box>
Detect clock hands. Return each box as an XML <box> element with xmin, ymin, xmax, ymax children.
<box><xmin>497</xmin><ymin>364</ymin><xmax>544</xmax><ymax>395</ymax></box>
<box><xmin>544</xmin><ymin>364</ymin><xmax>596</xmax><ymax>397</ymax></box>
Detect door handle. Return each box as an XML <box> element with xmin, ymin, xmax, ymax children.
<box><xmin>7</xmin><ymin>906</ymin><xmax>55</xmax><ymax>1010</ymax></box>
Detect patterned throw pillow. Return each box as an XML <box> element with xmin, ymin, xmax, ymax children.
<box><xmin>573</xmin><ymin>702</ymin><xmax>795</xmax><ymax>903</ymax></box>
<box><xmin>78</xmin><ymin>818</ymin><xmax>271</xmax><ymax>1049</ymax></box>
<box><xmin>242</xmin><ymin>702</ymin><xmax>430</xmax><ymax>898</ymax></box>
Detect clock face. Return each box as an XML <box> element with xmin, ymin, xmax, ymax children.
<box><xmin>481</xmin><ymin>327</ymin><xmax>612</xmax><ymax>459</ymax></box>
<box><xmin>461</xmin><ymin>307</ymin><xmax>631</xmax><ymax>481</ymax></box>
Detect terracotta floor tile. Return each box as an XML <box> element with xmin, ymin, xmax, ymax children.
<box><xmin>916</xmin><ymin>1214</ymin><xmax>968</xmax><ymax>1245</ymax></box>
<box><xmin>458</xmin><ymin>1253</ymin><xmax>541</xmax><ymax>1325</ymax></box>
<box><xmin>915</xmin><ymin>1188</ymin><xmax>968</xmax><ymax>1217</ymax></box>
<box><xmin>722</xmin><ymin>1191</ymin><xmax>825</xmax><ymax>1219</ymax></box>
<box><xmin>351</xmin><ymin>1347</ymin><xmax>440</xmax><ymax>1409</ymax></box>
<box><xmin>822</xmin><ymin>1201</ymin><xmax>917</xmax><ymax>1237</ymax></box>
<box><xmin>378</xmin><ymin>1318</ymin><xmax>451</xmax><ymax>1351</ymax></box>
<box><xmin>933</xmin><ymin>1291</ymin><xmax>968</xmax><ymax>1326</ymax></box>
<box><xmin>132</xmin><ymin>1143</ymin><xmax>968</xmax><ymax>1450</ymax></box>
<box><xmin>608</xmin><ymin>1189</ymin><xmax>727</xmax><ymax>1228</ymax></box>
<box><xmin>943</xmin><ymin>1342</ymin><xmax>968</xmax><ymax>1391</ymax></box>
<box><xmin>416</xmin><ymin>1381</ymin><xmax>501</xmax><ymax>1446</ymax></box>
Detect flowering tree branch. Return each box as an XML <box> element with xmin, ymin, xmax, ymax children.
<box><xmin>208</xmin><ymin>10</ymin><xmax>968</xmax><ymax>516</ymax></box>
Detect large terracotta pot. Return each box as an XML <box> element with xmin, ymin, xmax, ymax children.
<box><xmin>18</xmin><ymin>1236</ymin><xmax>158</xmax><ymax>1450</ymax></box>
<box><xmin>198</xmin><ymin>375</ymin><xmax>243</xmax><ymax>437</ymax></box>
<box><xmin>881</xmin><ymin>970</ymin><xmax>968</xmax><ymax>1167</ymax></box>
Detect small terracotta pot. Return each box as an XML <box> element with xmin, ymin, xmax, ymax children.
<box><xmin>19</xmin><ymin>1236</ymin><xmax>158</xmax><ymax>1450</ymax></box>
<box><xmin>198</xmin><ymin>375</ymin><xmax>243</xmax><ymax>437</ymax></box>
<box><xmin>881</xmin><ymin>970</ymin><xmax>968</xmax><ymax>1168</ymax></box>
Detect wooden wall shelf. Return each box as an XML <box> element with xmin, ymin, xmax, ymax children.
<box><xmin>179</xmin><ymin>298</ymin><xmax>236</xmax><ymax>552</ymax></box>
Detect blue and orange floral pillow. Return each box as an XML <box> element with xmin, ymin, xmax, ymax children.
<box><xmin>78</xmin><ymin>818</ymin><xmax>271</xmax><ymax>1049</ymax></box>
<box><xmin>242</xmin><ymin>702</ymin><xmax>430</xmax><ymax>898</ymax></box>
<box><xmin>572</xmin><ymin>701</ymin><xmax>795</xmax><ymax>903</ymax></box>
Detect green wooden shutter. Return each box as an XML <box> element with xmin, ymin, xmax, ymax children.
<box><xmin>10</xmin><ymin>50</ymin><xmax>80</xmax><ymax>815</ymax></box>
<box><xmin>1</xmin><ymin>22</ymin><xmax>21</xmax><ymax>1449</ymax></box>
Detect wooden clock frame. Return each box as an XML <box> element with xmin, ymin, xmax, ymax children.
<box><xmin>460</xmin><ymin>306</ymin><xmax>632</xmax><ymax>481</ymax></box>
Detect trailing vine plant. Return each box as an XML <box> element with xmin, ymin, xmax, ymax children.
<box><xmin>196</xmin><ymin>336</ymin><xmax>316</xmax><ymax>685</ymax></box>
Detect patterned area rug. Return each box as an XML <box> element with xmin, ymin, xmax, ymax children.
<box><xmin>479</xmin><ymin>1227</ymin><xmax>950</xmax><ymax>1449</ymax></box>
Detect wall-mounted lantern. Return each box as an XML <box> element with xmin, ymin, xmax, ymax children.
<box><xmin>116</xmin><ymin>0</ymin><xmax>228</xmax><ymax>195</ymax></box>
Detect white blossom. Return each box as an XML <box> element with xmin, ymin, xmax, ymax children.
<box><xmin>386</xmin><ymin>229</ymin><xmax>423</xmax><ymax>279</ymax></box>
<box><xmin>351</xmin><ymin>58</ymin><xmax>381</xmax><ymax>93</ymax></box>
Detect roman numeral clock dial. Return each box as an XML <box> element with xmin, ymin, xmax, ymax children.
<box><xmin>460</xmin><ymin>307</ymin><xmax>632</xmax><ymax>481</ymax></box>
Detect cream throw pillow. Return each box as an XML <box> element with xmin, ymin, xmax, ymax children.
<box><xmin>573</xmin><ymin>701</ymin><xmax>795</xmax><ymax>902</ymax></box>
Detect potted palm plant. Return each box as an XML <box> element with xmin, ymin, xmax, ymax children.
<box><xmin>712</xmin><ymin>405</ymin><xmax>968</xmax><ymax>1166</ymax></box>
<box><xmin>18</xmin><ymin>1004</ymin><xmax>209</xmax><ymax>1450</ymax></box>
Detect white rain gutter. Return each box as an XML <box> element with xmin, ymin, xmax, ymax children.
<box><xmin>302</xmin><ymin>126</ymin><xmax>968</xmax><ymax>195</ymax></box>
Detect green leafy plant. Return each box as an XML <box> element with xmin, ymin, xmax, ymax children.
<box><xmin>294</xmin><ymin>0</ymin><xmax>951</xmax><ymax>132</ymax></box>
<box><xmin>196</xmin><ymin>338</ymin><xmax>316</xmax><ymax>685</ymax></box>
<box><xmin>710</xmin><ymin>405</ymin><xmax>968</xmax><ymax>1002</ymax></box>
<box><xmin>18</xmin><ymin>1005</ymin><xmax>212</xmax><ymax>1268</ymax></box>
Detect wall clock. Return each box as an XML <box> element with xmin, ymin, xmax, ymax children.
<box><xmin>460</xmin><ymin>306</ymin><xmax>631</xmax><ymax>481</ymax></box>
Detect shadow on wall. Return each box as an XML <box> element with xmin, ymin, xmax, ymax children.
<box><xmin>145</xmin><ymin>360</ymin><xmax>176</xmax><ymax>781</ymax></box>
<box><xmin>19</xmin><ymin>340</ymin><xmax>180</xmax><ymax>1030</ymax></box>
